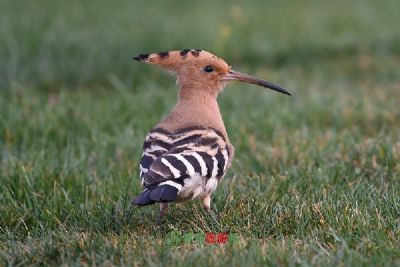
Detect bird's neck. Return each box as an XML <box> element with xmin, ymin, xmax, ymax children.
<box><xmin>157</xmin><ymin>86</ymin><xmax>227</xmax><ymax>138</ymax></box>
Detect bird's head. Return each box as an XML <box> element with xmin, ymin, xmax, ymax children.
<box><xmin>133</xmin><ymin>49</ymin><xmax>290</xmax><ymax>98</ymax></box>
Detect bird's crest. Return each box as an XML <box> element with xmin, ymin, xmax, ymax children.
<box><xmin>133</xmin><ymin>49</ymin><xmax>227</xmax><ymax>72</ymax></box>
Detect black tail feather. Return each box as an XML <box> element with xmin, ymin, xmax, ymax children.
<box><xmin>148</xmin><ymin>185</ymin><xmax>178</xmax><ymax>202</ymax></box>
<box><xmin>132</xmin><ymin>185</ymin><xmax>179</xmax><ymax>206</ymax></box>
<box><xmin>132</xmin><ymin>190</ymin><xmax>156</xmax><ymax>206</ymax></box>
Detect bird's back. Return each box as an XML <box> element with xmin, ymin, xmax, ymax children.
<box><xmin>134</xmin><ymin>125</ymin><xmax>233</xmax><ymax>205</ymax></box>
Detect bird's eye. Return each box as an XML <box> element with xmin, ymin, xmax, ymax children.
<box><xmin>203</xmin><ymin>65</ymin><xmax>214</xmax><ymax>73</ymax></box>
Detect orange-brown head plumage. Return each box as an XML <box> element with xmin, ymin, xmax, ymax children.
<box><xmin>134</xmin><ymin>49</ymin><xmax>230</xmax><ymax>97</ymax></box>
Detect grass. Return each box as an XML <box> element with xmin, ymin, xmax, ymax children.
<box><xmin>1</xmin><ymin>0</ymin><xmax>400</xmax><ymax>266</ymax></box>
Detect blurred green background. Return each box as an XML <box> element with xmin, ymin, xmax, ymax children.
<box><xmin>1</xmin><ymin>0</ymin><xmax>399</xmax><ymax>266</ymax></box>
<box><xmin>1</xmin><ymin>0</ymin><xmax>399</xmax><ymax>91</ymax></box>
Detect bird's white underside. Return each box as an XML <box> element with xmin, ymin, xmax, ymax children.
<box><xmin>176</xmin><ymin>174</ymin><xmax>218</xmax><ymax>201</ymax></box>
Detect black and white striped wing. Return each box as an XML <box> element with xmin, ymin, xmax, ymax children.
<box><xmin>134</xmin><ymin>127</ymin><xmax>232</xmax><ymax>205</ymax></box>
<box><xmin>139</xmin><ymin>128</ymin><xmax>172</xmax><ymax>185</ymax></box>
<box><xmin>140</xmin><ymin>127</ymin><xmax>230</xmax><ymax>188</ymax></box>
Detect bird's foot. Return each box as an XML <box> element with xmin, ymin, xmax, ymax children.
<box><xmin>156</xmin><ymin>214</ymin><xmax>163</xmax><ymax>225</ymax></box>
<box><xmin>203</xmin><ymin>195</ymin><xmax>219</xmax><ymax>221</ymax></box>
<box><xmin>204</xmin><ymin>206</ymin><xmax>219</xmax><ymax>221</ymax></box>
<box><xmin>156</xmin><ymin>202</ymin><xmax>169</xmax><ymax>225</ymax></box>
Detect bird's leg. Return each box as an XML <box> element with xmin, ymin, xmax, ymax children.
<box><xmin>157</xmin><ymin>203</ymin><xmax>169</xmax><ymax>224</ymax></box>
<box><xmin>203</xmin><ymin>194</ymin><xmax>218</xmax><ymax>220</ymax></box>
<box><xmin>203</xmin><ymin>194</ymin><xmax>211</xmax><ymax>212</ymax></box>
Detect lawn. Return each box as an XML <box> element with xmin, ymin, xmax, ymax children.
<box><xmin>1</xmin><ymin>0</ymin><xmax>400</xmax><ymax>266</ymax></box>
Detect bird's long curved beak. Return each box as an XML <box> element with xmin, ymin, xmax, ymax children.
<box><xmin>221</xmin><ymin>70</ymin><xmax>291</xmax><ymax>96</ymax></box>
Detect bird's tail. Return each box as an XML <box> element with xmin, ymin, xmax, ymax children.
<box><xmin>132</xmin><ymin>181</ymin><xmax>183</xmax><ymax>206</ymax></box>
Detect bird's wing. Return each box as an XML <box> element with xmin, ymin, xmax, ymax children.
<box><xmin>140</xmin><ymin>127</ymin><xmax>230</xmax><ymax>188</ymax></box>
<box><xmin>139</xmin><ymin>128</ymin><xmax>172</xmax><ymax>185</ymax></box>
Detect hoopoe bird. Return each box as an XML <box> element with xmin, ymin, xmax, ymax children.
<box><xmin>132</xmin><ymin>49</ymin><xmax>290</xmax><ymax>222</ymax></box>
